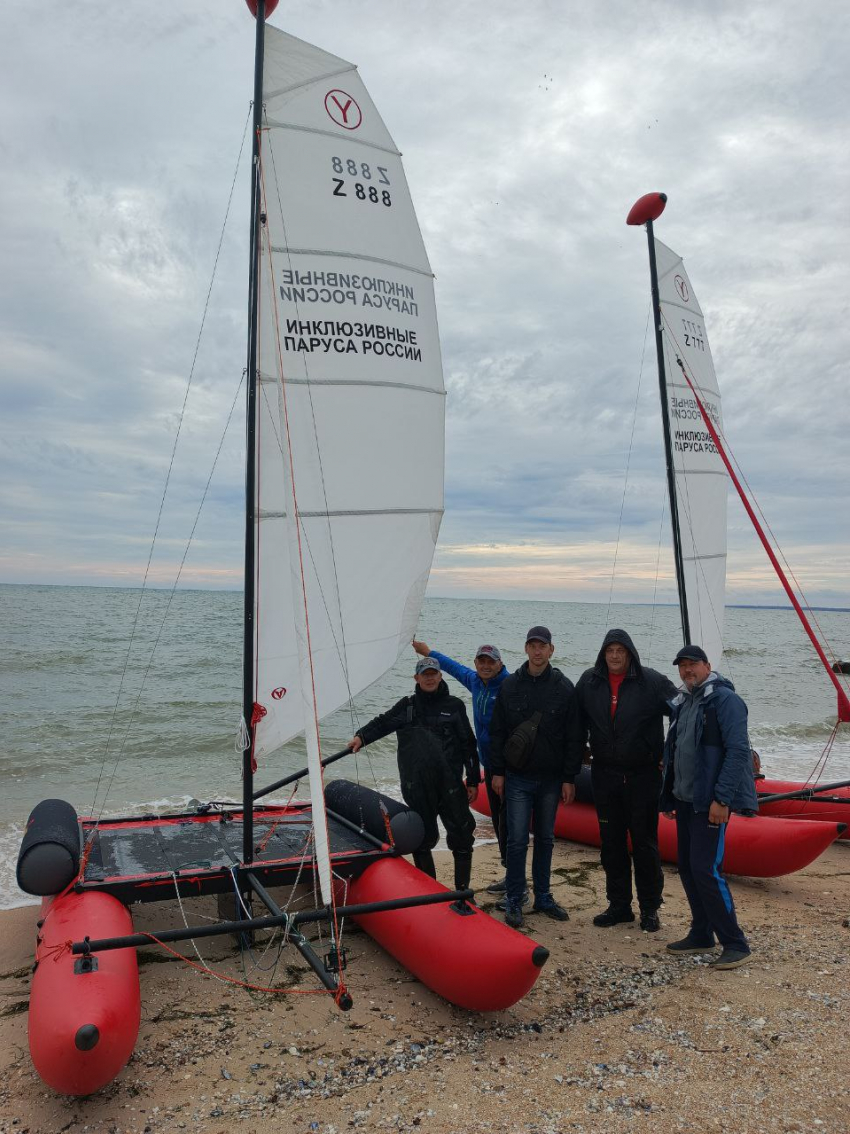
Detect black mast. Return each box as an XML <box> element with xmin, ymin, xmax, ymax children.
<box><xmin>242</xmin><ymin>0</ymin><xmax>268</xmax><ymax>864</ymax></box>
<box><xmin>643</xmin><ymin>204</ymin><xmax>691</xmax><ymax>645</ymax></box>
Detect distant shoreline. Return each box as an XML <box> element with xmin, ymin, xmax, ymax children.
<box><xmin>2</xmin><ymin>581</ymin><xmax>847</xmax><ymax>613</ymax></box>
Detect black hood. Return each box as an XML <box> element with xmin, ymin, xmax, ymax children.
<box><xmin>593</xmin><ymin>628</ymin><xmax>642</xmax><ymax>679</ymax></box>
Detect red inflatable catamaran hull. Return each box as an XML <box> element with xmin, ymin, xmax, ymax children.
<box><xmin>341</xmin><ymin>857</ymin><xmax>548</xmax><ymax>1011</ymax></box>
<box><xmin>30</xmin><ymin>891</ymin><xmax>141</xmax><ymax>1097</ymax></box>
<box><xmin>472</xmin><ymin>789</ymin><xmax>844</xmax><ymax>878</ymax></box>
<box><xmin>28</xmin><ymin>848</ymin><xmax>546</xmax><ymax>1097</ymax></box>
<box><xmin>757</xmin><ymin>778</ymin><xmax>850</xmax><ymax>835</ymax></box>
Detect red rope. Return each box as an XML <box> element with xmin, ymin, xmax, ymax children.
<box><xmin>137</xmin><ymin>933</ymin><xmax>334</xmax><ymax>995</ymax></box>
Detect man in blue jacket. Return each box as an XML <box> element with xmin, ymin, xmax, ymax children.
<box><xmin>413</xmin><ymin>638</ymin><xmax>511</xmax><ymax>886</ymax></box>
<box><xmin>661</xmin><ymin>645</ymin><xmax>758</xmax><ymax>970</ymax></box>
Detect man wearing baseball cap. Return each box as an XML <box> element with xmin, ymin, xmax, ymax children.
<box><xmin>660</xmin><ymin>645</ymin><xmax>758</xmax><ymax>970</ymax></box>
<box><xmin>412</xmin><ymin>637</ymin><xmax>511</xmax><ymax>886</ymax></box>
<box><xmin>489</xmin><ymin>626</ymin><xmax>583</xmax><ymax>929</ymax></box>
<box><xmin>349</xmin><ymin>654</ymin><xmax>480</xmax><ymax>896</ymax></box>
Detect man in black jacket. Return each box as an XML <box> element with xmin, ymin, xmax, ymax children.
<box><xmin>349</xmin><ymin>656</ymin><xmax>479</xmax><ymax>893</ymax></box>
<box><xmin>575</xmin><ymin>629</ymin><xmax>678</xmax><ymax>932</ymax></box>
<box><xmin>490</xmin><ymin>626</ymin><xmax>583</xmax><ymax>929</ymax></box>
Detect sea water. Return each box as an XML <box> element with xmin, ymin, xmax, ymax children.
<box><xmin>2</xmin><ymin>583</ymin><xmax>848</xmax><ymax>908</ymax></box>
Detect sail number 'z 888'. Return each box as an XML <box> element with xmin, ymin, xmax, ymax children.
<box><xmin>331</xmin><ymin>157</ymin><xmax>393</xmax><ymax>206</ymax></box>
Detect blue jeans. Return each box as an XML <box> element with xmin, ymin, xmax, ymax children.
<box><xmin>505</xmin><ymin>773</ymin><xmax>561</xmax><ymax>907</ymax></box>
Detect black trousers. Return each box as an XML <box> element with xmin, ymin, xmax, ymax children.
<box><xmin>674</xmin><ymin>801</ymin><xmax>748</xmax><ymax>950</ymax></box>
<box><xmin>484</xmin><ymin>766</ymin><xmax>507</xmax><ymax>865</ymax></box>
<box><xmin>397</xmin><ymin>730</ymin><xmax>475</xmax><ymax>854</ymax></box>
<box><xmin>592</xmin><ymin>764</ymin><xmax>663</xmax><ymax>912</ymax></box>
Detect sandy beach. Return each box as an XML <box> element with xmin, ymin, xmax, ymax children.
<box><xmin>2</xmin><ymin>834</ymin><xmax>849</xmax><ymax>1134</ymax></box>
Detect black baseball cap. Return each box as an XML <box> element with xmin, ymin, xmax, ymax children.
<box><xmin>525</xmin><ymin>625</ymin><xmax>552</xmax><ymax>644</ymax></box>
<box><xmin>673</xmin><ymin>644</ymin><xmax>709</xmax><ymax>665</ymax></box>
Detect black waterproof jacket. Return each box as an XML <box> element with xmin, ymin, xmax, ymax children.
<box><xmin>356</xmin><ymin>680</ymin><xmax>480</xmax><ymax>786</ymax></box>
<box><xmin>489</xmin><ymin>662</ymin><xmax>583</xmax><ymax>782</ymax></box>
<box><xmin>575</xmin><ymin>629</ymin><xmax>678</xmax><ymax>773</ymax></box>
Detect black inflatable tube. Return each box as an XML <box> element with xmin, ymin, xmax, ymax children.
<box><xmin>17</xmin><ymin>798</ymin><xmax>82</xmax><ymax>896</ymax></box>
<box><xmin>324</xmin><ymin>780</ymin><xmax>425</xmax><ymax>856</ymax></box>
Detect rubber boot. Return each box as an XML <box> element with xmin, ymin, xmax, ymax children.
<box><xmin>453</xmin><ymin>850</ymin><xmax>473</xmax><ymax>893</ymax></box>
<box><xmin>450</xmin><ymin>851</ymin><xmax>475</xmax><ymax>913</ymax></box>
<box><xmin>412</xmin><ymin>849</ymin><xmax>437</xmax><ymax>878</ymax></box>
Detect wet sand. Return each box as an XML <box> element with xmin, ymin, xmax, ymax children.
<box><xmin>2</xmin><ymin>835</ymin><xmax>849</xmax><ymax>1134</ymax></box>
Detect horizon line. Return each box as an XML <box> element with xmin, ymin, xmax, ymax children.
<box><xmin>1</xmin><ymin>581</ymin><xmax>847</xmax><ymax>613</ymax></box>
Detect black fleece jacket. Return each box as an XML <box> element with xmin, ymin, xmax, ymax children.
<box><xmin>575</xmin><ymin>628</ymin><xmax>678</xmax><ymax>773</ymax></box>
<box><xmin>356</xmin><ymin>680</ymin><xmax>480</xmax><ymax>786</ymax></box>
<box><xmin>489</xmin><ymin>662</ymin><xmax>583</xmax><ymax>782</ymax></box>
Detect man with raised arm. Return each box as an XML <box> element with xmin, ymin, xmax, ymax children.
<box><xmin>489</xmin><ymin>626</ymin><xmax>583</xmax><ymax>929</ymax></box>
<box><xmin>661</xmin><ymin>645</ymin><xmax>757</xmax><ymax>970</ymax></box>
<box><xmin>575</xmin><ymin>629</ymin><xmax>678</xmax><ymax>933</ymax></box>
<box><xmin>349</xmin><ymin>656</ymin><xmax>479</xmax><ymax>896</ymax></box>
<box><xmin>412</xmin><ymin>638</ymin><xmax>511</xmax><ymax>889</ymax></box>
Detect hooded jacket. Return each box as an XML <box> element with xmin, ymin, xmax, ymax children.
<box><xmin>575</xmin><ymin>629</ymin><xmax>678</xmax><ymax>773</ymax></box>
<box><xmin>660</xmin><ymin>672</ymin><xmax>758</xmax><ymax>814</ymax></box>
<box><xmin>489</xmin><ymin>662</ymin><xmax>583</xmax><ymax>782</ymax></box>
<box><xmin>356</xmin><ymin>679</ymin><xmax>480</xmax><ymax>787</ymax></box>
<box><xmin>426</xmin><ymin>650</ymin><xmax>511</xmax><ymax>771</ymax></box>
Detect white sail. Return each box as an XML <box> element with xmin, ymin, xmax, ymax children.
<box><xmin>252</xmin><ymin>28</ymin><xmax>444</xmax><ymax>863</ymax></box>
<box><xmin>655</xmin><ymin>239</ymin><xmax>727</xmax><ymax>667</ymax></box>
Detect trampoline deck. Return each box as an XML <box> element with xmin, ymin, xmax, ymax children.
<box><xmin>78</xmin><ymin>804</ymin><xmax>390</xmax><ymax>903</ymax></box>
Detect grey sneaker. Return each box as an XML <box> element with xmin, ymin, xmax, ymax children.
<box><xmin>666</xmin><ymin>935</ymin><xmax>717</xmax><ymax>955</ymax></box>
<box><xmin>533</xmin><ymin>899</ymin><xmax>570</xmax><ymax>922</ymax></box>
<box><xmin>710</xmin><ymin>948</ymin><xmax>753</xmax><ymax>970</ymax></box>
<box><xmin>504</xmin><ymin>904</ymin><xmax>524</xmax><ymax>930</ymax></box>
<box><xmin>485</xmin><ymin>876</ymin><xmax>507</xmax><ymax>893</ymax></box>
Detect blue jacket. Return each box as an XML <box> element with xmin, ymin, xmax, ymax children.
<box><xmin>660</xmin><ymin>673</ymin><xmax>758</xmax><ymax>814</ymax></box>
<box><xmin>427</xmin><ymin>651</ymin><xmax>510</xmax><ymax>771</ymax></box>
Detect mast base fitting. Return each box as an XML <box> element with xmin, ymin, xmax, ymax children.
<box><xmin>324</xmin><ymin>945</ymin><xmax>348</xmax><ymax>973</ymax></box>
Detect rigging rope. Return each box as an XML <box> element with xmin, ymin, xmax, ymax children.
<box><xmin>605</xmin><ymin>303</ymin><xmax>650</xmax><ymax>628</ymax></box>
<box><xmin>89</xmin><ymin>109</ymin><xmax>253</xmax><ymax>820</ymax></box>
<box><xmin>258</xmin><ymin>120</ymin><xmax>362</xmax><ymax>740</ymax></box>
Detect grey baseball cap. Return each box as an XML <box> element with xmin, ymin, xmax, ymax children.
<box><xmin>415</xmin><ymin>656</ymin><xmax>441</xmax><ymax>674</ymax></box>
<box><xmin>475</xmin><ymin>645</ymin><xmax>502</xmax><ymax>662</ymax></box>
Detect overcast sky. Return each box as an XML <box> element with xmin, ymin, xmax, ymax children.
<box><xmin>1</xmin><ymin>0</ymin><xmax>848</xmax><ymax>609</ymax></box>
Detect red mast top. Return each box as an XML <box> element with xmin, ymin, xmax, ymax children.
<box><xmin>246</xmin><ymin>0</ymin><xmax>279</xmax><ymax>17</ymax></box>
<box><xmin>626</xmin><ymin>192</ymin><xmax>668</xmax><ymax>226</ymax></box>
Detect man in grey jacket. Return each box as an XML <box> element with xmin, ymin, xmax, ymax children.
<box><xmin>661</xmin><ymin>645</ymin><xmax>758</xmax><ymax>970</ymax></box>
